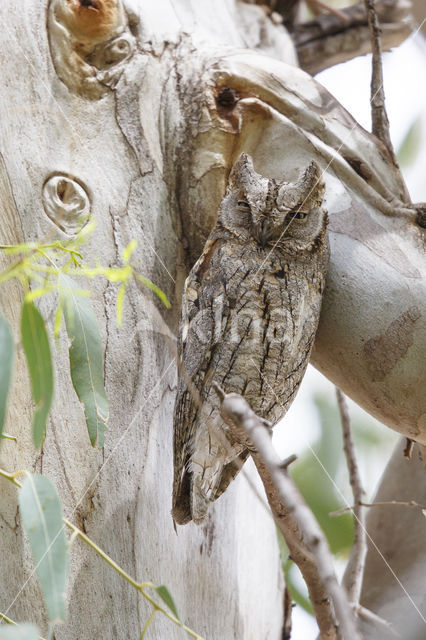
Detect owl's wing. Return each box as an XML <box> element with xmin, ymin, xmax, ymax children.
<box><xmin>212</xmin><ymin>449</ymin><xmax>250</xmax><ymax>500</ymax></box>
<box><xmin>172</xmin><ymin>233</ymin><xmax>230</xmax><ymax>524</ymax></box>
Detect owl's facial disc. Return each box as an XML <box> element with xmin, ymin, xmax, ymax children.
<box><xmin>253</xmin><ymin>212</ymin><xmax>287</xmax><ymax>247</ymax></box>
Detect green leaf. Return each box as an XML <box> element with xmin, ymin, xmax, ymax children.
<box><xmin>0</xmin><ymin>624</ymin><xmax>40</xmax><ymax>640</ymax></box>
<box><xmin>0</xmin><ymin>312</ymin><xmax>15</xmax><ymax>440</ymax></box>
<box><xmin>59</xmin><ymin>275</ymin><xmax>108</xmax><ymax>448</ymax></box>
<box><xmin>116</xmin><ymin>283</ymin><xmax>126</xmax><ymax>327</ymax></box>
<box><xmin>154</xmin><ymin>586</ymin><xmax>187</xmax><ymax>638</ymax></box>
<box><xmin>122</xmin><ymin>239</ymin><xmax>137</xmax><ymax>263</ymax></box>
<box><xmin>397</xmin><ymin>116</ymin><xmax>422</xmax><ymax>168</ymax></box>
<box><xmin>21</xmin><ymin>301</ymin><xmax>54</xmax><ymax>448</ymax></box>
<box><xmin>19</xmin><ymin>474</ymin><xmax>68</xmax><ymax>623</ymax></box>
<box><xmin>135</xmin><ymin>274</ymin><xmax>171</xmax><ymax>309</ymax></box>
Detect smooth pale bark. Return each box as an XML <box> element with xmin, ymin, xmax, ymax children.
<box><xmin>0</xmin><ymin>1</ymin><xmax>289</xmax><ymax>638</ymax></box>
<box><xmin>357</xmin><ymin>439</ymin><xmax>426</xmax><ymax>639</ymax></box>
<box><xmin>0</xmin><ymin>0</ymin><xmax>424</xmax><ymax>638</ymax></box>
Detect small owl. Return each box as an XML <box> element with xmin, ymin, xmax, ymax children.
<box><xmin>172</xmin><ymin>153</ymin><xmax>329</xmax><ymax>525</ymax></box>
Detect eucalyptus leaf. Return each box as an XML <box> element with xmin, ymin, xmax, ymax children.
<box><xmin>0</xmin><ymin>624</ymin><xmax>40</xmax><ymax>640</ymax></box>
<box><xmin>154</xmin><ymin>586</ymin><xmax>188</xmax><ymax>638</ymax></box>
<box><xmin>0</xmin><ymin>312</ymin><xmax>15</xmax><ymax>440</ymax></box>
<box><xmin>59</xmin><ymin>275</ymin><xmax>108</xmax><ymax>448</ymax></box>
<box><xmin>21</xmin><ymin>301</ymin><xmax>54</xmax><ymax>448</ymax></box>
<box><xmin>135</xmin><ymin>274</ymin><xmax>171</xmax><ymax>309</ymax></box>
<box><xmin>19</xmin><ymin>474</ymin><xmax>68</xmax><ymax>623</ymax></box>
<box><xmin>397</xmin><ymin>116</ymin><xmax>422</xmax><ymax>168</ymax></box>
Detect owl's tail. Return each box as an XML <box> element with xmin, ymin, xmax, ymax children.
<box><xmin>172</xmin><ymin>449</ymin><xmax>250</xmax><ymax>526</ymax></box>
<box><xmin>191</xmin><ymin>450</ymin><xmax>250</xmax><ymax>523</ymax></box>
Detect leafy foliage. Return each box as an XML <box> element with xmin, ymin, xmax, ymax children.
<box><xmin>0</xmin><ymin>313</ymin><xmax>14</xmax><ymax>440</ymax></box>
<box><xmin>60</xmin><ymin>275</ymin><xmax>108</xmax><ymax>448</ymax></box>
<box><xmin>0</xmin><ymin>224</ymin><xmax>169</xmax><ymax>448</ymax></box>
<box><xmin>19</xmin><ymin>474</ymin><xmax>68</xmax><ymax>623</ymax></box>
<box><xmin>0</xmin><ymin>624</ymin><xmax>41</xmax><ymax>640</ymax></box>
<box><xmin>154</xmin><ymin>585</ymin><xmax>189</xmax><ymax>638</ymax></box>
<box><xmin>397</xmin><ymin>116</ymin><xmax>422</xmax><ymax>168</ymax></box>
<box><xmin>21</xmin><ymin>302</ymin><xmax>54</xmax><ymax>448</ymax></box>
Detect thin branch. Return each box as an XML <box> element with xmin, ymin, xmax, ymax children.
<box><xmin>305</xmin><ymin>0</ymin><xmax>350</xmax><ymax>22</ymax></box>
<box><xmin>336</xmin><ymin>388</ymin><xmax>367</xmax><ymax>605</ymax></box>
<box><xmin>364</xmin><ymin>0</ymin><xmax>399</xmax><ymax>167</ymax></box>
<box><xmin>357</xmin><ymin>605</ymin><xmax>400</xmax><ymax>636</ymax></box>
<box><xmin>0</xmin><ymin>469</ymin><xmax>204</xmax><ymax>640</ymax></box>
<box><xmin>214</xmin><ymin>385</ymin><xmax>361</xmax><ymax>640</ymax></box>
<box><xmin>282</xmin><ymin>586</ymin><xmax>293</xmax><ymax>640</ymax></box>
<box><xmin>331</xmin><ymin>499</ymin><xmax>426</xmax><ymax>517</ymax></box>
<box><xmin>292</xmin><ymin>0</ymin><xmax>411</xmax><ymax>75</ymax></box>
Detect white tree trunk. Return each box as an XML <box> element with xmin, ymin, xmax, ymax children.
<box><xmin>358</xmin><ymin>439</ymin><xmax>426</xmax><ymax>639</ymax></box>
<box><xmin>0</xmin><ymin>1</ymin><xmax>424</xmax><ymax>638</ymax></box>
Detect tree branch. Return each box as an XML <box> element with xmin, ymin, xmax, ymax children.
<box><xmin>214</xmin><ymin>384</ymin><xmax>361</xmax><ymax>640</ymax></box>
<box><xmin>291</xmin><ymin>0</ymin><xmax>412</xmax><ymax>75</ymax></box>
<box><xmin>331</xmin><ymin>499</ymin><xmax>426</xmax><ymax>516</ymax></box>
<box><xmin>336</xmin><ymin>388</ymin><xmax>367</xmax><ymax>606</ymax></box>
<box><xmin>364</xmin><ymin>0</ymin><xmax>400</xmax><ymax>166</ymax></box>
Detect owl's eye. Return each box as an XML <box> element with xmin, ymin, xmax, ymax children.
<box><xmin>237</xmin><ymin>201</ymin><xmax>251</xmax><ymax>210</ymax></box>
<box><xmin>290</xmin><ymin>211</ymin><xmax>308</xmax><ymax>220</ymax></box>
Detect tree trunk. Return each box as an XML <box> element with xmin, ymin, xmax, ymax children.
<box><xmin>0</xmin><ymin>1</ymin><xmax>424</xmax><ymax>638</ymax></box>
<box><xmin>357</xmin><ymin>440</ymin><xmax>426</xmax><ymax>640</ymax></box>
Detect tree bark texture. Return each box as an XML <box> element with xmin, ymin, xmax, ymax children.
<box><xmin>0</xmin><ymin>1</ymin><xmax>424</xmax><ymax>638</ymax></box>
<box><xmin>357</xmin><ymin>439</ymin><xmax>426</xmax><ymax>639</ymax></box>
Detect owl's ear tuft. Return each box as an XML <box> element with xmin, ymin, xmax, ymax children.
<box><xmin>228</xmin><ymin>153</ymin><xmax>258</xmax><ymax>191</ymax></box>
<box><xmin>299</xmin><ymin>161</ymin><xmax>324</xmax><ymax>202</ymax></box>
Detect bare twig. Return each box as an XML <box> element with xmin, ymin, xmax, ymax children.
<box><xmin>215</xmin><ymin>385</ymin><xmax>361</xmax><ymax>640</ymax></box>
<box><xmin>357</xmin><ymin>605</ymin><xmax>400</xmax><ymax>636</ymax></box>
<box><xmin>280</xmin><ymin>454</ymin><xmax>298</xmax><ymax>470</ymax></box>
<box><xmin>336</xmin><ymin>388</ymin><xmax>367</xmax><ymax>605</ymax></box>
<box><xmin>364</xmin><ymin>0</ymin><xmax>398</xmax><ymax>164</ymax></box>
<box><xmin>292</xmin><ymin>0</ymin><xmax>412</xmax><ymax>75</ymax></box>
<box><xmin>306</xmin><ymin>0</ymin><xmax>349</xmax><ymax>22</ymax></box>
<box><xmin>282</xmin><ymin>586</ymin><xmax>293</xmax><ymax>640</ymax></box>
<box><xmin>331</xmin><ymin>499</ymin><xmax>426</xmax><ymax>517</ymax></box>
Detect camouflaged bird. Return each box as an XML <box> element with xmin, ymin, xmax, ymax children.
<box><xmin>172</xmin><ymin>153</ymin><xmax>329</xmax><ymax>524</ymax></box>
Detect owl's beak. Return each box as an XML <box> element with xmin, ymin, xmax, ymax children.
<box><xmin>258</xmin><ymin>219</ymin><xmax>274</xmax><ymax>247</ymax></box>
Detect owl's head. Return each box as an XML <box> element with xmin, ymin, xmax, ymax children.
<box><xmin>219</xmin><ymin>153</ymin><xmax>327</xmax><ymax>249</ymax></box>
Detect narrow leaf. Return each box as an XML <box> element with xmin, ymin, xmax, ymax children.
<box><xmin>0</xmin><ymin>312</ymin><xmax>15</xmax><ymax>439</ymax></box>
<box><xmin>21</xmin><ymin>301</ymin><xmax>54</xmax><ymax>448</ymax></box>
<box><xmin>135</xmin><ymin>274</ymin><xmax>171</xmax><ymax>309</ymax></box>
<box><xmin>154</xmin><ymin>586</ymin><xmax>188</xmax><ymax>638</ymax></box>
<box><xmin>397</xmin><ymin>116</ymin><xmax>422</xmax><ymax>168</ymax></box>
<box><xmin>0</xmin><ymin>433</ymin><xmax>16</xmax><ymax>441</ymax></box>
<box><xmin>53</xmin><ymin>302</ymin><xmax>63</xmax><ymax>339</ymax></box>
<box><xmin>59</xmin><ymin>275</ymin><xmax>108</xmax><ymax>447</ymax></box>
<box><xmin>116</xmin><ymin>283</ymin><xmax>126</xmax><ymax>327</ymax></box>
<box><xmin>0</xmin><ymin>624</ymin><xmax>40</xmax><ymax>640</ymax></box>
<box><xmin>122</xmin><ymin>239</ymin><xmax>137</xmax><ymax>263</ymax></box>
<box><xmin>19</xmin><ymin>474</ymin><xmax>68</xmax><ymax>623</ymax></box>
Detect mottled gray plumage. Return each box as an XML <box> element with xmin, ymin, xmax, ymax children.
<box><xmin>172</xmin><ymin>153</ymin><xmax>329</xmax><ymax>525</ymax></box>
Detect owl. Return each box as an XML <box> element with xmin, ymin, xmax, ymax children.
<box><xmin>172</xmin><ymin>153</ymin><xmax>329</xmax><ymax>525</ymax></box>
